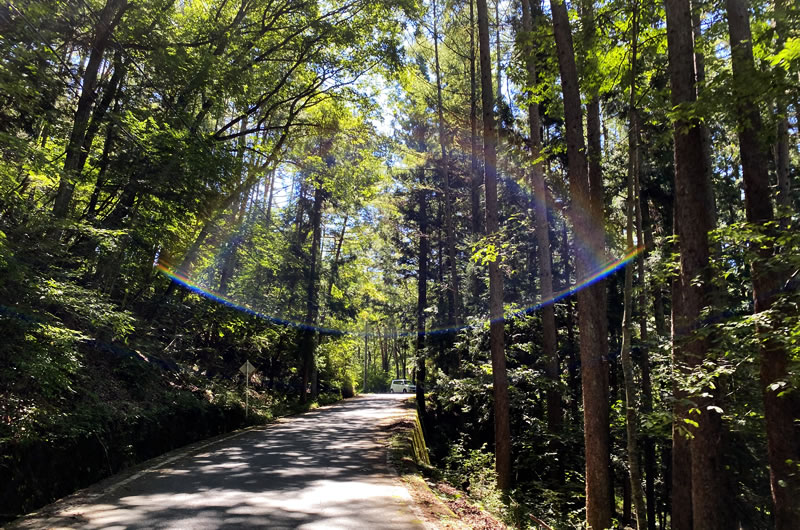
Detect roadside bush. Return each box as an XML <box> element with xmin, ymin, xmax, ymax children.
<box><xmin>341</xmin><ymin>374</ymin><xmax>355</xmax><ymax>398</ymax></box>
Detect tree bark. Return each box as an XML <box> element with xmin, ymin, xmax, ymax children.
<box><xmin>690</xmin><ymin>0</ymin><xmax>717</xmax><ymax>225</ymax></box>
<box><xmin>415</xmin><ymin>166</ymin><xmax>429</xmax><ymax>420</ymax></box>
<box><xmin>726</xmin><ymin>1</ymin><xmax>800</xmax><ymax>526</ymax></box>
<box><xmin>300</xmin><ymin>182</ymin><xmax>324</xmax><ymax>404</ymax></box>
<box><xmin>477</xmin><ymin>0</ymin><xmax>512</xmax><ymax>492</ymax></box>
<box><xmin>774</xmin><ymin>0</ymin><xmax>792</xmax><ymax>219</ymax></box>
<box><xmin>550</xmin><ymin>0</ymin><xmax>611</xmax><ymax>526</ymax></box>
<box><xmin>665</xmin><ymin>0</ymin><xmax>729</xmax><ymax>527</ymax></box>
<box><xmin>621</xmin><ymin>3</ymin><xmax>647</xmax><ymax>525</ymax></box>
<box><xmin>562</xmin><ymin>217</ymin><xmax>580</xmax><ymax>422</ymax></box>
<box><xmin>670</xmin><ymin>208</ymin><xmax>693</xmax><ymax>530</ymax></box>
<box><xmin>327</xmin><ymin>214</ymin><xmax>348</xmax><ymax>297</ymax></box>
<box><xmin>432</xmin><ymin>0</ymin><xmax>461</xmax><ymax>327</ymax></box>
<box><xmin>520</xmin><ymin>0</ymin><xmax>560</xmax><ymax>438</ymax></box>
<box><xmin>219</xmin><ymin>117</ymin><xmax>251</xmax><ymax>295</ymax></box>
<box><xmin>635</xmin><ymin>133</ymin><xmax>657</xmax><ymax>530</ymax></box>
<box><xmin>470</xmin><ymin>0</ymin><xmax>481</xmax><ymax>240</ymax></box>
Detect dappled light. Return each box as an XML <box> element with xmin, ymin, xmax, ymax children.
<box><xmin>12</xmin><ymin>396</ymin><xmax>422</xmax><ymax>529</ymax></box>
<box><xmin>2</xmin><ymin>0</ymin><xmax>798</xmax><ymax>527</ymax></box>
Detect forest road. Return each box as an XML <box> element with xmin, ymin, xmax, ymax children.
<box><xmin>9</xmin><ymin>394</ymin><xmax>427</xmax><ymax>529</ymax></box>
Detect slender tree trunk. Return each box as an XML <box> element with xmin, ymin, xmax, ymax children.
<box><xmin>415</xmin><ymin>167</ymin><xmax>429</xmax><ymax>420</ymax></box>
<box><xmin>432</xmin><ymin>0</ymin><xmax>461</xmax><ymax>327</ymax></box>
<box><xmin>776</xmin><ymin>116</ymin><xmax>791</xmax><ymax>215</ymax></box>
<box><xmin>621</xmin><ymin>4</ymin><xmax>647</xmax><ymax>525</ymax></box>
<box><xmin>665</xmin><ymin>0</ymin><xmax>729</xmax><ymax>527</ymax></box>
<box><xmin>470</xmin><ymin>0</ymin><xmax>481</xmax><ymax>240</ymax></box>
<box><xmin>264</xmin><ymin>169</ymin><xmax>277</xmax><ymax>229</ymax></box>
<box><xmin>726</xmin><ymin>1</ymin><xmax>800</xmax><ymax>526</ymax></box>
<box><xmin>477</xmin><ymin>0</ymin><xmax>511</xmax><ymax>491</ymax></box>
<box><xmin>550</xmin><ymin>0</ymin><xmax>611</xmax><ymax>526</ymax></box>
<box><xmin>622</xmin><ymin>108</ymin><xmax>646</xmax><ymax>530</ymax></box>
<box><xmin>327</xmin><ymin>214</ymin><xmax>348</xmax><ymax>297</ymax></box>
<box><xmin>520</xmin><ymin>0</ymin><xmax>560</xmax><ymax>438</ymax></box>
<box><xmin>690</xmin><ymin>0</ymin><xmax>717</xmax><ymax>225</ymax></box>
<box><xmin>670</xmin><ymin>208</ymin><xmax>693</xmax><ymax>530</ymax></box>
<box><xmin>562</xmin><ymin>217</ymin><xmax>580</xmax><ymax>421</ymax></box>
<box><xmin>84</xmin><ymin>92</ymin><xmax>122</xmax><ymax>221</ymax></box>
<box><xmin>495</xmin><ymin>0</ymin><xmax>501</xmax><ymax>110</ymax></box>
<box><xmin>635</xmin><ymin>136</ymin><xmax>657</xmax><ymax>530</ymax></box>
<box><xmin>300</xmin><ymin>183</ymin><xmax>324</xmax><ymax>404</ymax></box>
<box><xmin>219</xmin><ymin>118</ymin><xmax>250</xmax><ymax>295</ymax></box>
<box><xmin>53</xmin><ymin>0</ymin><xmax>127</xmax><ymax>218</ymax></box>
<box><xmin>78</xmin><ymin>52</ymin><xmax>125</xmax><ymax>178</ymax></box>
<box><xmin>774</xmin><ymin>0</ymin><xmax>792</xmax><ymax>219</ymax></box>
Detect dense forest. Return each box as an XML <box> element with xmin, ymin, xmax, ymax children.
<box><xmin>1</xmin><ymin>0</ymin><xmax>798</xmax><ymax>527</ymax></box>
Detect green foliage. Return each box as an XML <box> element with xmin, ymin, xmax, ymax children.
<box><xmin>443</xmin><ymin>441</ymin><xmax>505</xmax><ymax>512</ymax></box>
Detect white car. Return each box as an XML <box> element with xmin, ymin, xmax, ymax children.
<box><xmin>389</xmin><ymin>379</ymin><xmax>416</xmax><ymax>393</ymax></box>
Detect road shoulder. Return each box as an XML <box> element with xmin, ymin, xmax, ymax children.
<box><xmin>383</xmin><ymin>398</ymin><xmax>506</xmax><ymax>530</ymax></box>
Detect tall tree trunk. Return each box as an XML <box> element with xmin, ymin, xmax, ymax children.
<box><xmin>665</xmin><ymin>0</ymin><xmax>729</xmax><ymax>527</ymax></box>
<box><xmin>776</xmin><ymin>116</ymin><xmax>791</xmax><ymax>215</ymax></box>
<box><xmin>520</xmin><ymin>0</ymin><xmax>560</xmax><ymax>438</ymax></box>
<box><xmin>476</xmin><ymin>0</ymin><xmax>511</xmax><ymax>491</ymax></box>
<box><xmin>470</xmin><ymin>0</ymin><xmax>481</xmax><ymax>240</ymax></box>
<box><xmin>562</xmin><ymin>217</ymin><xmax>580</xmax><ymax>421</ymax></box>
<box><xmin>327</xmin><ymin>214</ymin><xmax>348</xmax><ymax>297</ymax></box>
<box><xmin>774</xmin><ymin>0</ymin><xmax>792</xmax><ymax>220</ymax></box>
<box><xmin>264</xmin><ymin>168</ymin><xmax>277</xmax><ymax>229</ymax></box>
<box><xmin>690</xmin><ymin>0</ymin><xmax>717</xmax><ymax>224</ymax></box>
<box><xmin>621</xmin><ymin>3</ymin><xmax>647</xmax><ymax>525</ymax></box>
<box><xmin>495</xmin><ymin>0</ymin><xmax>501</xmax><ymax>110</ymax></box>
<box><xmin>415</xmin><ymin>167</ymin><xmax>429</xmax><ymax>420</ymax></box>
<box><xmin>432</xmin><ymin>0</ymin><xmax>461</xmax><ymax>327</ymax></box>
<box><xmin>670</xmin><ymin>208</ymin><xmax>693</xmax><ymax>530</ymax></box>
<box><xmin>550</xmin><ymin>0</ymin><xmax>611</xmax><ymax>526</ymax></box>
<box><xmin>726</xmin><ymin>1</ymin><xmax>800</xmax><ymax>526</ymax></box>
<box><xmin>635</xmin><ymin>132</ymin><xmax>657</xmax><ymax>530</ymax></box>
<box><xmin>300</xmin><ymin>183</ymin><xmax>324</xmax><ymax>404</ymax></box>
<box><xmin>219</xmin><ymin>118</ymin><xmax>251</xmax><ymax>295</ymax></box>
<box><xmin>53</xmin><ymin>0</ymin><xmax>127</xmax><ymax>218</ymax></box>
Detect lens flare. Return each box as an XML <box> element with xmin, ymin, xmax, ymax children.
<box><xmin>159</xmin><ymin>146</ymin><xmax>641</xmax><ymax>338</ymax></box>
<box><xmin>416</xmin><ymin>245</ymin><xmax>645</xmax><ymax>338</ymax></box>
<box><xmin>156</xmin><ymin>260</ymin><xmax>346</xmax><ymax>336</ymax></box>
<box><xmin>156</xmin><ymin>245</ymin><xmax>644</xmax><ymax>339</ymax></box>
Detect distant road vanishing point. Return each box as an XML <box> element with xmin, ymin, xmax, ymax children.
<box><xmin>10</xmin><ymin>394</ymin><xmax>426</xmax><ymax>529</ymax></box>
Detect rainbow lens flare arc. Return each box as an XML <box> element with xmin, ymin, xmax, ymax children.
<box><xmin>155</xmin><ymin>245</ymin><xmax>644</xmax><ymax>339</ymax></box>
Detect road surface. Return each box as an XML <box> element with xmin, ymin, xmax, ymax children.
<box><xmin>10</xmin><ymin>394</ymin><xmax>426</xmax><ymax>529</ymax></box>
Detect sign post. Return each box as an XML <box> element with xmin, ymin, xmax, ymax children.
<box><xmin>239</xmin><ymin>360</ymin><xmax>257</xmax><ymax>417</ymax></box>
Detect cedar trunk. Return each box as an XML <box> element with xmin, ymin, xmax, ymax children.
<box><xmin>664</xmin><ymin>0</ymin><xmax>730</xmax><ymax>527</ymax></box>
<box><xmin>476</xmin><ymin>0</ymin><xmax>512</xmax><ymax>491</ymax></box>
<box><xmin>549</xmin><ymin>0</ymin><xmax>611</xmax><ymax>526</ymax></box>
<box><xmin>520</xmin><ymin>0</ymin><xmax>560</xmax><ymax>437</ymax></box>
<box><xmin>433</xmin><ymin>0</ymin><xmax>461</xmax><ymax>327</ymax></box>
<box><xmin>726</xmin><ymin>0</ymin><xmax>800</xmax><ymax>526</ymax></box>
<box><xmin>300</xmin><ymin>183</ymin><xmax>324</xmax><ymax>404</ymax></box>
<box><xmin>622</xmin><ymin>3</ymin><xmax>647</xmax><ymax>524</ymax></box>
<box><xmin>469</xmin><ymin>0</ymin><xmax>481</xmax><ymax>239</ymax></box>
<box><xmin>416</xmin><ymin>166</ymin><xmax>429</xmax><ymax>420</ymax></box>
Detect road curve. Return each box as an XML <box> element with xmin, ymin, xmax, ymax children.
<box><xmin>10</xmin><ymin>394</ymin><xmax>425</xmax><ymax>529</ymax></box>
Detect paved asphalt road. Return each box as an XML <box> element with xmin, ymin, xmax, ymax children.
<box><xmin>10</xmin><ymin>394</ymin><xmax>426</xmax><ymax>529</ymax></box>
